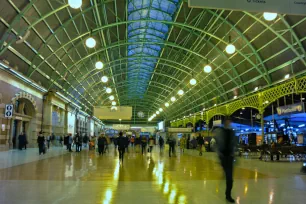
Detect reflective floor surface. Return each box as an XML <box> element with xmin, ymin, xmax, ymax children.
<box><xmin>0</xmin><ymin>146</ymin><xmax>305</xmax><ymax>204</ymax></box>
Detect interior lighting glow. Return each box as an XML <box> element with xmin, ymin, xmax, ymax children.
<box><xmin>106</xmin><ymin>88</ymin><xmax>112</xmax><ymax>94</ymax></box>
<box><xmin>68</xmin><ymin>0</ymin><xmax>82</xmax><ymax>9</ymax></box>
<box><xmin>226</xmin><ymin>44</ymin><xmax>236</xmax><ymax>54</ymax></box>
<box><xmin>280</xmin><ymin>123</ymin><xmax>285</xmax><ymax>127</ymax></box>
<box><xmin>101</xmin><ymin>76</ymin><xmax>108</xmax><ymax>83</ymax></box>
<box><xmin>165</xmin><ymin>102</ymin><xmax>169</xmax><ymax>107</ymax></box>
<box><xmin>109</xmin><ymin>95</ymin><xmax>114</xmax><ymax>100</ymax></box>
<box><xmin>190</xmin><ymin>78</ymin><xmax>197</xmax><ymax>85</ymax></box>
<box><xmin>234</xmin><ymin>96</ymin><xmax>237</xmax><ymax>99</ymax></box>
<box><xmin>159</xmin><ymin>108</ymin><xmax>163</xmax><ymax>112</ymax></box>
<box><xmin>153</xmin><ymin>114</ymin><xmax>157</xmax><ymax>117</ymax></box>
<box><xmin>156</xmin><ymin>111</ymin><xmax>160</xmax><ymax>115</ymax></box>
<box><xmin>263</xmin><ymin>12</ymin><xmax>277</xmax><ymax>21</ymax></box>
<box><xmin>254</xmin><ymin>87</ymin><xmax>259</xmax><ymax>91</ymax></box>
<box><xmin>204</xmin><ymin>65</ymin><xmax>212</xmax><ymax>73</ymax></box>
<box><xmin>178</xmin><ymin>89</ymin><xmax>184</xmax><ymax>95</ymax></box>
<box><xmin>112</xmin><ymin>101</ymin><xmax>117</xmax><ymax>106</ymax></box>
<box><xmin>298</xmin><ymin>124</ymin><xmax>305</xmax><ymax>128</ymax></box>
<box><xmin>214</xmin><ymin>104</ymin><xmax>217</xmax><ymax>106</ymax></box>
<box><xmin>85</xmin><ymin>37</ymin><xmax>96</xmax><ymax>48</ymax></box>
<box><xmin>171</xmin><ymin>97</ymin><xmax>176</xmax><ymax>102</ymax></box>
<box><xmin>284</xmin><ymin>74</ymin><xmax>290</xmax><ymax>79</ymax></box>
<box><xmin>95</xmin><ymin>61</ymin><xmax>103</xmax><ymax>69</ymax></box>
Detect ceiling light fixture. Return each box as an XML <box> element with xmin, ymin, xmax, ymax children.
<box><xmin>106</xmin><ymin>88</ymin><xmax>112</xmax><ymax>94</ymax></box>
<box><xmin>101</xmin><ymin>76</ymin><xmax>108</xmax><ymax>83</ymax></box>
<box><xmin>85</xmin><ymin>37</ymin><xmax>96</xmax><ymax>48</ymax></box>
<box><xmin>203</xmin><ymin>59</ymin><xmax>212</xmax><ymax>73</ymax></box>
<box><xmin>254</xmin><ymin>87</ymin><xmax>259</xmax><ymax>91</ymax></box>
<box><xmin>159</xmin><ymin>108</ymin><xmax>163</xmax><ymax>112</ymax></box>
<box><xmin>112</xmin><ymin>101</ymin><xmax>117</xmax><ymax>106</ymax></box>
<box><xmin>284</xmin><ymin>74</ymin><xmax>290</xmax><ymax>79</ymax></box>
<box><xmin>165</xmin><ymin>102</ymin><xmax>169</xmax><ymax>107</ymax></box>
<box><xmin>95</xmin><ymin>61</ymin><xmax>103</xmax><ymax>70</ymax></box>
<box><xmin>109</xmin><ymin>95</ymin><xmax>114</xmax><ymax>101</ymax></box>
<box><xmin>263</xmin><ymin>12</ymin><xmax>277</xmax><ymax>21</ymax></box>
<box><xmin>171</xmin><ymin>97</ymin><xmax>176</xmax><ymax>102</ymax></box>
<box><xmin>178</xmin><ymin>89</ymin><xmax>184</xmax><ymax>96</ymax></box>
<box><xmin>225</xmin><ymin>36</ymin><xmax>236</xmax><ymax>54</ymax></box>
<box><xmin>153</xmin><ymin>114</ymin><xmax>156</xmax><ymax>117</ymax></box>
<box><xmin>234</xmin><ymin>96</ymin><xmax>237</xmax><ymax>99</ymax></box>
<box><xmin>156</xmin><ymin>111</ymin><xmax>160</xmax><ymax>114</ymax></box>
<box><xmin>190</xmin><ymin>78</ymin><xmax>197</xmax><ymax>85</ymax></box>
<box><xmin>68</xmin><ymin>0</ymin><xmax>82</xmax><ymax>9</ymax></box>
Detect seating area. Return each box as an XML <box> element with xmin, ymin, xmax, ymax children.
<box><xmin>238</xmin><ymin>145</ymin><xmax>306</xmax><ymax>161</ymax></box>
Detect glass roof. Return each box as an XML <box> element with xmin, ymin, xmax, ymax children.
<box><xmin>127</xmin><ymin>0</ymin><xmax>179</xmax><ymax>98</ymax></box>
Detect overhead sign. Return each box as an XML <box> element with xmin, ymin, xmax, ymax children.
<box><xmin>94</xmin><ymin>106</ymin><xmax>132</xmax><ymax>120</ymax></box>
<box><xmin>113</xmin><ymin>124</ymin><xmax>130</xmax><ymax>130</ymax></box>
<box><xmin>276</xmin><ymin>103</ymin><xmax>304</xmax><ymax>115</ymax></box>
<box><xmin>4</xmin><ymin>104</ymin><xmax>13</xmax><ymax>118</ymax></box>
<box><xmin>188</xmin><ymin>0</ymin><xmax>306</xmax><ymax>15</ymax></box>
<box><xmin>168</xmin><ymin>128</ymin><xmax>193</xmax><ymax>133</ymax></box>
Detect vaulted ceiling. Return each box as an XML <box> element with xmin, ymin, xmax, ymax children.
<box><xmin>1</xmin><ymin>0</ymin><xmax>306</xmax><ymax>124</ymax></box>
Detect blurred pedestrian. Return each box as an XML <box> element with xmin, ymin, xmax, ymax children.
<box><xmin>168</xmin><ymin>134</ymin><xmax>176</xmax><ymax>157</ymax></box>
<box><xmin>37</xmin><ymin>132</ymin><xmax>46</xmax><ymax>155</ymax></box>
<box><xmin>98</xmin><ymin>133</ymin><xmax>107</xmax><ymax>155</ymax></box>
<box><xmin>148</xmin><ymin>136</ymin><xmax>154</xmax><ymax>153</ymax></box>
<box><xmin>158</xmin><ymin>136</ymin><xmax>164</xmax><ymax>153</ymax></box>
<box><xmin>118</xmin><ymin>132</ymin><xmax>127</xmax><ymax>163</ymax></box>
<box><xmin>216</xmin><ymin>118</ymin><xmax>235</xmax><ymax>203</ymax></box>
<box><xmin>180</xmin><ymin>135</ymin><xmax>186</xmax><ymax>153</ymax></box>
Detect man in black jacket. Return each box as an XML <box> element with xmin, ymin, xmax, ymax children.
<box><xmin>216</xmin><ymin>118</ymin><xmax>235</xmax><ymax>203</ymax></box>
<box><xmin>117</xmin><ymin>132</ymin><xmax>127</xmax><ymax>163</ymax></box>
<box><xmin>37</xmin><ymin>132</ymin><xmax>46</xmax><ymax>155</ymax></box>
<box><xmin>98</xmin><ymin>133</ymin><xmax>107</xmax><ymax>155</ymax></box>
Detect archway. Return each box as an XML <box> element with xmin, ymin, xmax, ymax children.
<box><xmin>10</xmin><ymin>93</ymin><xmax>38</xmax><ymax>149</ymax></box>
<box><xmin>195</xmin><ymin>119</ymin><xmax>207</xmax><ymax>132</ymax></box>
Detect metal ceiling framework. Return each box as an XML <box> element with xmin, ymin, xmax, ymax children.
<box><xmin>0</xmin><ymin>0</ymin><xmax>306</xmax><ymax>124</ymax></box>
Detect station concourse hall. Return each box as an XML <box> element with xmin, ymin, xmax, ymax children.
<box><xmin>0</xmin><ymin>0</ymin><xmax>306</xmax><ymax>204</ymax></box>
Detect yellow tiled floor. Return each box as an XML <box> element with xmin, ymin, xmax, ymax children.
<box><xmin>0</xmin><ymin>146</ymin><xmax>305</xmax><ymax>204</ymax></box>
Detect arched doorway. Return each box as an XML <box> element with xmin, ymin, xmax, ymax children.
<box><xmin>11</xmin><ymin>95</ymin><xmax>37</xmax><ymax>149</ymax></box>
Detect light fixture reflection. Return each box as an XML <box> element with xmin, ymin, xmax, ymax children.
<box><xmin>95</xmin><ymin>61</ymin><xmax>103</xmax><ymax>69</ymax></box>
<box><xmin>85</xmin><ymin>37</ymin><xmax>96</xmax><ymax>48</ymax></box>
<box><xmin>68</xmin><ymin>0</ymin><xmax>82</xmax><ymax>9</ymax></box>
<box><xmin>226</xmin><ymin>44</ymin><xmax>236</xmax><ymax>54</ymax></box>
<box><xmin>263</xmin><ymin>12</ymin><xmax>277</xmax><ymax>21</ymax></box>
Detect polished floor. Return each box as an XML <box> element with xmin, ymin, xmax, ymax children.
<box><xmin>0</xmin><ymin>146</ymin><xmax>305</xmax><ymax>204</ymax></box>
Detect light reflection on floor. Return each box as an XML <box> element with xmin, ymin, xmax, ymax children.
<box><xmin>0</xmin><ymin>147</ymin><xmax>305</xmax><ymax>204</ymax></box>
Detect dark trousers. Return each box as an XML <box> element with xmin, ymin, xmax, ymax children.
<box><xmin>169</xmin><ymin>143</ymin><xmax>175</xmax><ymax>157</ymax></box>
<box><xmin>220</xmin><ymin>156</ymin><xmax>234</xmax><ymax>197</ymax></box>
<box><xmin>118</xmin><ymin>147</ymin><xmax>125</xmax><ymax>162</ymax></box>
<box><xmin>159</xmin><ymin>145</ymin><xmax>163</xmax><ymax>152</ymax></box>
<box><xmin>98</xmin><ymin>145</ymin><xmax>105</xmax><ymax>155</ymax></box>
<box><xmin>76</xmin><ymin>143</ymin><xmax>82</xmax><ymax>152</ymax></box>
<box><xmin>149</xmin><ymin>146</ymin><xmax>153</xmax><ymax>152</ymax></box>
<box><xmin>67</xmin><ymin>144</ymin><xmax>72</xmax><ymax>152</ymax></box>
<box><xmin>141</xmin><ymin>144</ymin><xmax>146</xmax><ymax>154</ymax></box>
<box><xmin>39</xmin><ymin>144</ymin><xmax>45</xmax><ymax>155</ymax></box>
<box><xmin>18</xmin><ymin>142</ymin><xmax>23</xmax><ymax>150</ymax></box>
<box><xmin>47</xmin><ymin>141</ymin><xmax>50</xmax><ymax>149</ymax></box>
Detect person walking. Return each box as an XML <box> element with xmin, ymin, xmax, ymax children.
<box><xmin>168</xmin><ymin>134</ymin><xmax>176</xmax><ymax>157</ymax></box>
<box><xmin>197</xmin><ymin>134</ymin><xmax>205</xmax><ymax>156</ymax></box>
<box><xmin>141</xmin><ymin>135</ymin><xmax>147</xmax><ymax>155</ymax></box>
<box><xmin>117</xmin><ymin>132</ymin><xmax>127</xmax><ymax>163</ymax></box>
<box><xmin>98</xmin><ymin>133</ymin><xmax>107</xmax><ymax>155</ymax></box>
<box><xmin>130</xmin><ymin>136</ymin><xmax>135</xmax><ymax>151</ymax></box>
<box><xmin>216</xmin><ymin>118</ymin><xmax>235</xmax><ymax>203</ymax></box>
<box><xmin>135</xmin><ymin>135</ymin><xmax>141</xmax><ymax>153</ymax></box>
<box><xmin>47</xmin><ymin>134</ymin><xmax>51</xmax><ymax>149</ymax></box>
<box><xmin>158</xmin><ymin>136</ymin><xmax>164</xmax><ymax>153</ymax></box>
<box><xmin>37</xmin><ymin>132</ymin><xmax>46</xmax><ymax>155</ymax></box>
<box><xmin>74</xmin><ymin>133</ymin><xmax>81</xmax><ymax>152</ymax></box>
<box><xmin>180</xmin><ymin>135</ymin><xmax>186</xmax><ymax>154</ymax></box>
<box><xmin>148</xmin><ymin>136</ymin><xmax>155</xmax><ymax>153</ymax></box>
<box><xmin>18</xmin><ymin>132</ymin><xmax>26</xmax><ymax>150</ymax></box>
<box><xmin>68</xmin><ymin>133</ymin><xmax>73</xmax><ymax>152</ymax></box>
<box><xmin>83</xmin><ymin>134</ymin><xmax>89</xmax><ymax>148</ymax></box>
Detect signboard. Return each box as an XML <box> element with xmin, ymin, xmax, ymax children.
<box><xmin>188</xmin><ymin>0</ymin><xmax>306</xmax><ymax>15</ymax></box>
<box><xmin>168</xmin><ymin>128</ymin><xmax>193</xmax><ymax>133</ymax></box>
<box><xmin>213</xmin><ymin>120</ymin><xmax>222</xmax><ymax>126</ymax></box>
<box><xmin>113</xmin><ymin>124</ymin><xmax>130</xmax><ymax>130</ymax></box>
<box><xmin>276</xmin><ymin>103</ymin><xmax>304</xmax><ymax>115</ymax></box>
<box><xmin>94</xmin><ymin>106</ymin><xmax>132</xmax><ymax>120</ymax></box>
<box><xmin>4</xmin><ymin>104</ymin><xmax>13</xmax><ymax>118</ymax></box>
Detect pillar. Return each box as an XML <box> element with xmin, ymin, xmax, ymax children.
<box><xmin>260</xmin><ymin>109</ymin><xmax>265</xmax><ymax>142</ymax></box>
<box><xmin>64</xmin><ymin>104</ymin><xmax>68</xmax><ymax>135</ymax></box>
<box><xmin>42</xmin><ymin>93</ymin><xmax>53</xmax><ymax>136</ymax></box>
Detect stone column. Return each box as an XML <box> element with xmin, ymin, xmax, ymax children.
<box><xmin>64</xmin><ymin>104</ymin><xmax>68</xmax><ymax>135</ymax></box>
<box><xmin>42</xmin><ymin>93</ymin><xmax>53</xmax><ymax>136</ymax></box>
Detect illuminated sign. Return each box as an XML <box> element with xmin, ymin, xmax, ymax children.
<box><xmin>276</xmin><ymin>103</ymin><xmax>304</xmax><ymax>115</ymax></box>
<box><xmin>188</xmin><ymin>0</ymin><xmax>306</xmax><ymax>15</ymax></box>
